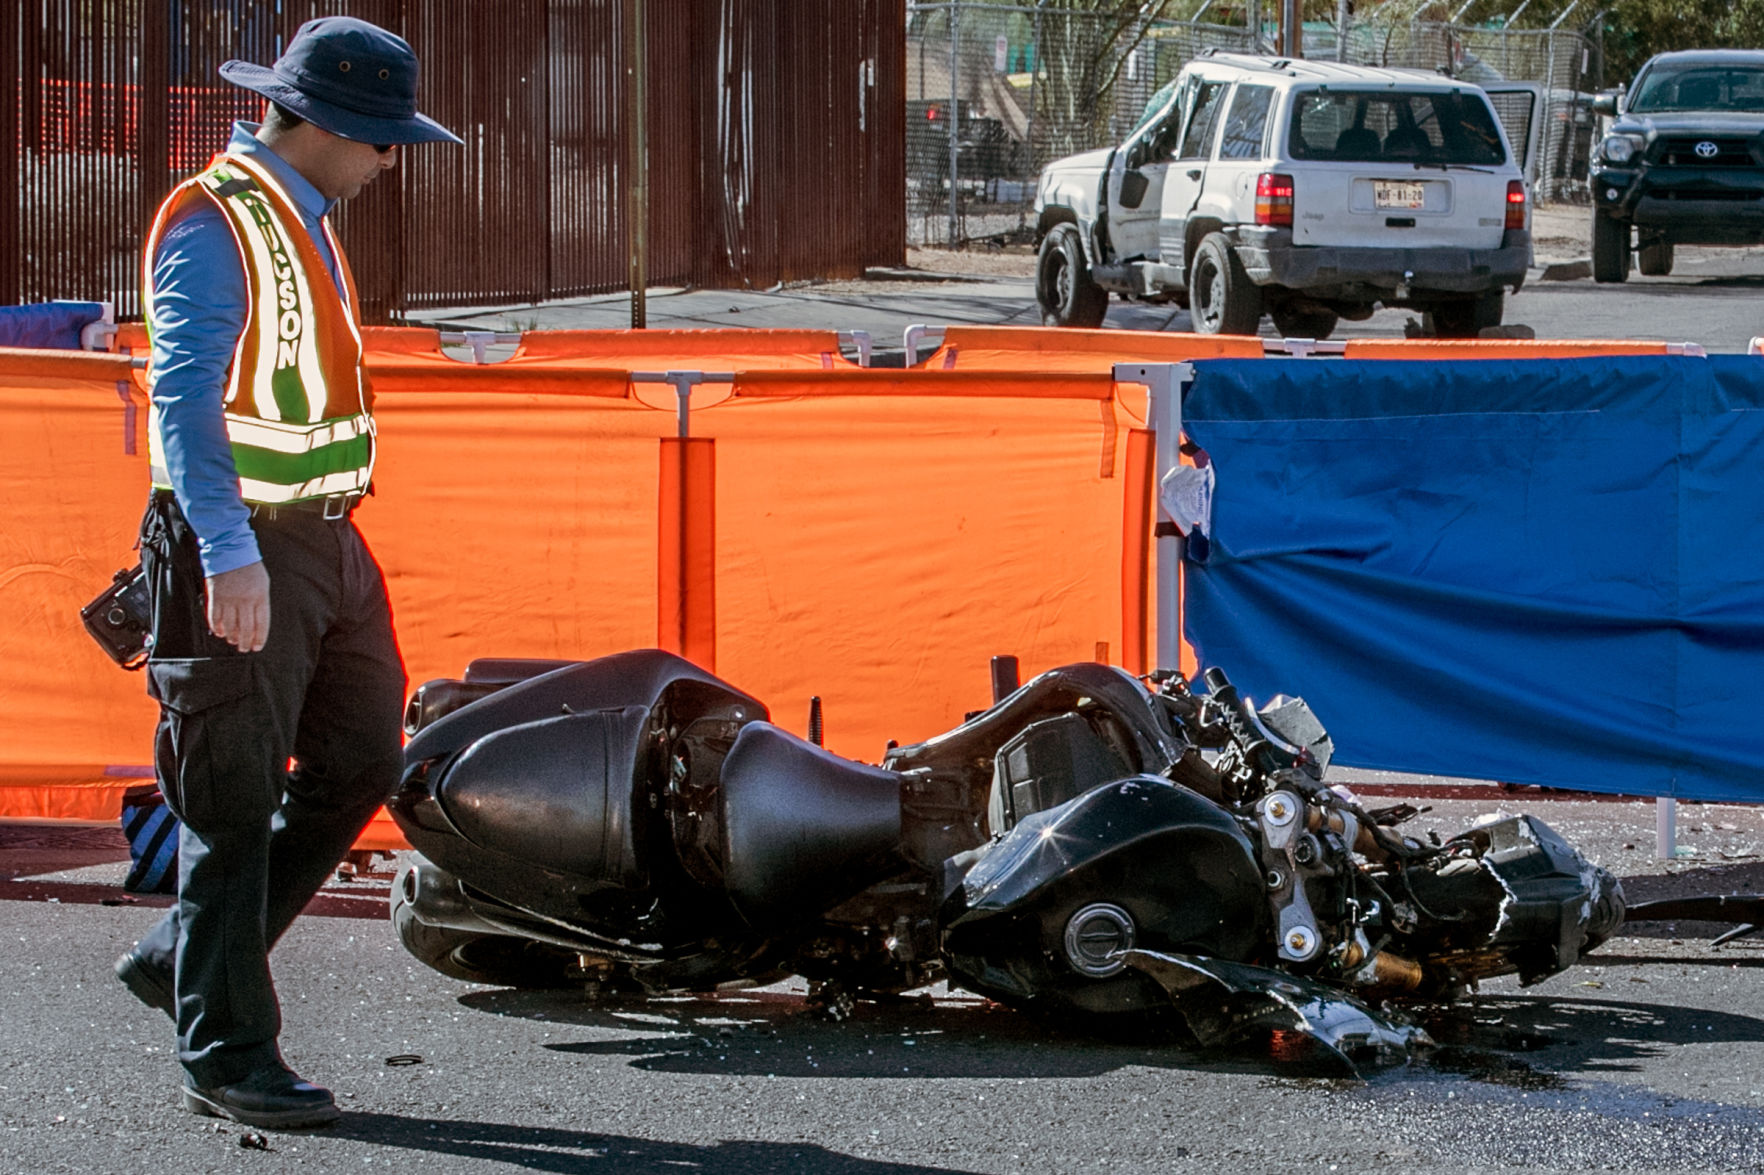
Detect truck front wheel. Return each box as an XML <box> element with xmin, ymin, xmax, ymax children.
<box><xmin>1036</xmin><ymin>223</ymin><xmax>1109</xmax><ymax>328</ymax></box>
<box><xmin>1189</xmin><ymin>233</ymin><xmax>1263</xmax><ymax>335</ymax></box>
<box><xmin>1592</xmin><ymin>213</ymin><xmax>1629</xmax><ymax>283</ymax></box>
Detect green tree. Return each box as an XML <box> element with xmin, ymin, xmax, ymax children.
<box><xmin>1032</xmin><ymin>1</ymin><xmax>1204</xmax><ymax>157</ymax></box>
<box><xmin>1602</xmin><ymin>0</ymin><xmax>1764</xmax><ymax>80</ymax></box>
<box><xmin>1437</xmin><ymin>0</ymin><xmax>1764</xmax><ymax>81</ymax></box>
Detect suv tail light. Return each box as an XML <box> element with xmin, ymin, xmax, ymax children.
<box><xmin>1255</xmin><ymin>173</ymin><xmax>1294</xmax><ymax>227</ymax></box>
<box><xmin>1505</xmin><ymin>180</ymin><xmax>1526</xmax><ymax>230</ymax></box>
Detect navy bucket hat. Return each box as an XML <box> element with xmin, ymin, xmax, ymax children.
<box><xmin>219</xmin><ymin>16</ymin><xmax>462</xmax><ymax>146</ymax></box>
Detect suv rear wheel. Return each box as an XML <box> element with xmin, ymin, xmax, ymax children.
<box><xmin>1430</xmin><ymin>291</ymin><xmax>1504</xmax><ymax>339</ymax></box>
<box><xmin>1592</xmin><ymin>213</ymin><xmax>1629</xmax><ymax>284</ymax></box>
<box><xmin>1189</xmin><ymin>233</ymin><xmax>1263</xmax><ymax>336</ymax></box>
<box><xmin>1270</xmin><ymin>304</ymin><xmax>1339</xmax><ymax>340</ymax></box>
<box><xmin>1638</xmin><ymin>237</ymin><xmax>1674</xmax><ymax>276</ymax></box>
<box><xmin>1037</xmin><ymin>223</ymin><xmax>1109</xmax><ymax>328</ymax></box>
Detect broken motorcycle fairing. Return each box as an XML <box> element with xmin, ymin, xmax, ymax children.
<box><xmin>388</xmin><ymin>649</ymin><xmax>1624</xmax><ymax>1070</ymax></box>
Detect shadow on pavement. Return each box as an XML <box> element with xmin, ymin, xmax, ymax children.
<box><xmin>1424</xmin><ymin>994</ymin><xmax>1764</xmax><ymax>1076</ymax></box>
<box><xmin>458</xmin><ymin>977</ymin><xmax>1764</xmax><ymax>1088</ymax></box>
<box><xmin>1550</xmin><ymin>274</ymin><xmax>1764</xmax><ymax>294</ymax></box>
<box><xmin>463</xmin><ymin>986</ymin><xmax>1397</xmax><ymax>1083</ymax></box>
<box><xmin>326</xmin><ymin>1113</ymin><xmax>980</xmax><ymax>1174</ymax></box>
<box><xmin>1579</xmin><ymin>948</ymin><xmax>1764</xmax><ymax>966</ymax></box>
<box><xmin>462</xmin><ymin>986</ymin><xmax>1207</xmax><ymax>1081</ymax></box>
<box><xmin>1615</xmin><ymin>860</ymin><xmax>1764</xmax><ymax>942</ymax></box>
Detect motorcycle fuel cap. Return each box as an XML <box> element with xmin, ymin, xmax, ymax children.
<box><xmin>1064</xmin><ymin>903</ymin><xmax>1136</xmax><ymax>977</ymax></box>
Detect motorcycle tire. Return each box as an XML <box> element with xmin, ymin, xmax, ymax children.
<box><xmin>391</xmin><ymin>885</ymin><xmax>579</xmax><ymax>989</ymax></box>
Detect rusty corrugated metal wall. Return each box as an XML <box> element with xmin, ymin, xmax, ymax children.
<box><xmin>2</xmin><ymin>0</ymin><xmax>905</xmax><ymax>322</ymax></box>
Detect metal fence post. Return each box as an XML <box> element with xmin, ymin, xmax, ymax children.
<box><xmin>1019</xmin><ymin>0</ymin><xmax>1046</xmax><ymax>232</ymax></box>
<box><xmin>1542</xmin><ymin>30</ymin><xmax>1559</xmax><ymax>202</ymax></box>
<box><xmin>626</xmin><ymin>0</ymin><xmax>648</xmax><ymax>328</ymax></box>
<box><xmin>947</xmin><ymin>1</ymin><xmax>961</xmax><ymax>248</ymax></box>
<box><xmin>0</xmin><ymin>0</ymin><xmax>18</xmax><ymax>307</ymax></box>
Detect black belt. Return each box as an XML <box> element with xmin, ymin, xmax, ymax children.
<box><xmin>151</xmin><ymin>488</ymin><xmax>364</xmax><ymax>522</ymax></box>
<box><xmin>248</xmin><ymin>492</ymin><xmax>363</xmax><ymax>522</ymax></box>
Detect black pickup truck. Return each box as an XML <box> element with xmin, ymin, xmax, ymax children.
<box><xmin>1590</xmin><ymin>49</ymin><xmax>1764</xmax><ymax>282</ymax></box>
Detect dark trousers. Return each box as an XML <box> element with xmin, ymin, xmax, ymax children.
<box><xmin>134</xmin><ymin>492</ymin><xmax>406</xmax><ymax>1087</ymax></box>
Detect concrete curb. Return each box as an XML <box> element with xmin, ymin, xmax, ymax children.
<box><xmin>860</xmin><ymin>267</ymin><xmax>1000</xmax><ymax>284</ymax></box>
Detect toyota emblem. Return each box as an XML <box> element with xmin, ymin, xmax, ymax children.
<box><xmin>1695</xmin><ymin>140</ymin><xmax>1720</xmax><ymax>158</ymax></box>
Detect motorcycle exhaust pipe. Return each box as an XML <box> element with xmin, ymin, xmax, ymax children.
<box><xmin>397</xmin><ymin>859</ymin><xmax>506</xmax><ymax>937</ymax></box>
<box><xmin>1352</xmin><ymin>949</ymin><xmax>1424</xmax><ymax>993</ymax></box>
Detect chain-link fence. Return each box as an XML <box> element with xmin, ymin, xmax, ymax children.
<box><xmin>905</xmin><ymin>2</ymin><xmax>1599</xmax><ymax>248</ymax></box>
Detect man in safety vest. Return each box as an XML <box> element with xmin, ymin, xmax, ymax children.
<box><xmin>114</xmin><ymin>17</ymin><xmax>460</xmax><ymax>1129</ymax></box>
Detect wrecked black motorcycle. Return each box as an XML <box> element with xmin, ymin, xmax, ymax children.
<box><xmin>386</xmin><ymin>650</ymin><xmax>1627</xmax><ymax>1068</ymax></box>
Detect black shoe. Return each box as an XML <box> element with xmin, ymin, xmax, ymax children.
<box><xmin>115</xmin><ymin>950</ymin><xmax>175</xmax><ymax>1019</ymax></box>
<box><xmin>182</xmin><ymin>1066</ymin><xmax>340</xmax><ymax>1129</ymax></box>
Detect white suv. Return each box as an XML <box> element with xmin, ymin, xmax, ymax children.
<box><xmin>1032</xmin><ymin>52</ymin><xmax>1539</xmax><ymax>338</ymax></box>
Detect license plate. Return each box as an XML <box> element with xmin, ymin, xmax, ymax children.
<box><xmin>1374</xmin><ymin>181</ymin><xmax>1426</xmax><ymax>210</ymax></box>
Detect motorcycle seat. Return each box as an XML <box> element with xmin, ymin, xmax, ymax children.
<box><xmin>718</xmin><ymin>722</ymin><xmax>904</xmax><ymax>926</ymax></box>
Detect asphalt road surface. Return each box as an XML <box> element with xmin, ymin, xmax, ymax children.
<box><xmin>8</xmin><ymin>795</ymin><xmax>1764</xmax><ymax>1175</ymax></box>
<box><xmin>421</xmin><ymin>244</ymin><xmax>1764</xmax><ymax>359</ymax></box>
<box><xmin>1106</xmin><ymin>246</ymin><xmax>1764</xmax><ymax>354</ymax></box>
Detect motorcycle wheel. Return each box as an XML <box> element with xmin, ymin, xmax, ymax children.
<box><xmin>391</xmin><ymin>884</ymin><xmax>579</xmax><ymax>988</ymax></box>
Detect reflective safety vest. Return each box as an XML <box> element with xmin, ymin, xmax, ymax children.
<box><xmin>142</xmin><ymin>151</ymin><xmax>373</xmax><ymax>506</ymax></box>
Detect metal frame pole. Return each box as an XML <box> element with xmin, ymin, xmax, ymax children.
<box><xmin>1657</xmin><ymin>797</ymin><xmax>1677</xmax><ymax>859</ymax></box>
<box><xmin>1116</xmin><ymin>362</ymin><xmax>1192</xmax><ymax>671</ymax></box>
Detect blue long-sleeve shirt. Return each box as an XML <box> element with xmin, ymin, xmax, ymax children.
<box><xmin>148</xmin><ymin>122</ymin><xmax>343</xmax><ymax>576</ymax></box>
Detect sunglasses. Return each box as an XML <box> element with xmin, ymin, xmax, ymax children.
<box><xmin>373</xmin><ymin>143</ymin><xmax>396</xmax><ymax>154</ymax></box>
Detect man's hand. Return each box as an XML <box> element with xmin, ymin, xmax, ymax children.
<box><xmin>206</xmin><ymin>561</ymin><xmax>271</xmax><ymax>653</ymax></box>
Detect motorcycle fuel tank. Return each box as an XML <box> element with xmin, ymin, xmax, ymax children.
<box><xmin>941</xmin><ymin>775</ymin><xmax>1269</xmax><ymax>1017</ymax></box>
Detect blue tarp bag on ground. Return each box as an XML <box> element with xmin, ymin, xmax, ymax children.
<box><xmin>1181</xmin><ymin>355</ymin><xmax>1764</xmax><ymax>803</ymax></box>
<box><xmin>120</xmin><ymin>785</ymin><xmax>179</xmax><ymax>894</ymax></box>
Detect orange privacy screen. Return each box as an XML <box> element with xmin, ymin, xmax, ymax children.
<box><xmin>0</xmin><ymin>331</ymin><xmax>1154</xmax><ymax>823</ymax></box>
<box><xmin>0</xmin><ymin>328</ymin><xmax>1673</xmax><ymax>823</ymax></box>
<box><xmin>922</xmin><ymin>325</ymin><xmax>1264</xmax><ymax>371</ymax></box>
